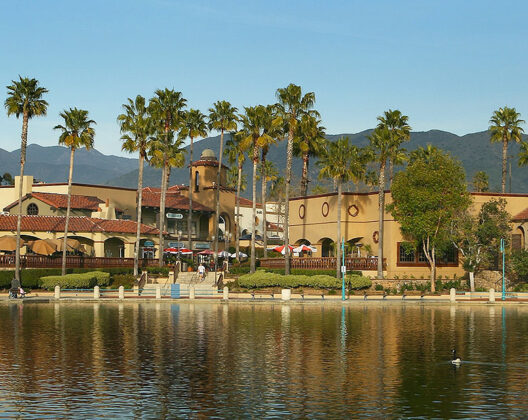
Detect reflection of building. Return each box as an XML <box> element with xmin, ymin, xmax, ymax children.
<box><xmin>289</xmin><ymin>191</ymin><xmax>528</xmax><ymax>278</ymax></box>
<box><xmin>0</xmin><ymin>149</ymin><xmax>237</xmax><ymax>257</ymax></box>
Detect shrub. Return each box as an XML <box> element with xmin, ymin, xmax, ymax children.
<box><xmin>40</xmin><ymin>271</ymin><xmax>109</xmax><ymax>290</ymax></box>
<box><xmin>375</xmin><ymin>283</ymin><xmax>384</xmax><ymax>291</ymax></box>
<box><xmin>347</xmin><ymin>274</ymin><xmax>372</xmax><ymax>290</ymax></box>
<box><xmin>111</xmin><ymin>274</ymin><xmax>136</xmax><ymax>289</ymax></box>
<box><xmin>238</xmin><ymin>272</ymin><xmax>340</xmax><ymax>289</ymax></box>
<box><xmin>145</xmin><ymin>266</ymin><xmax>170</xmax><ymax>276</ymax></box>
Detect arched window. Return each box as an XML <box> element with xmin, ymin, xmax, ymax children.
<box><xmin>27</xmin><ymin>203</ymin><xmax>39</xmax><ymax>215</ymax></box>
<box><xmin>194</xmin><ymin>171</ymin><xmax>200</xmax><ymax>192</ymax></box>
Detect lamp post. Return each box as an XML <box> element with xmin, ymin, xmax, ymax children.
<box><xmin>177</xmin><ymin>230</ymin><xmax>182</xmax><ymax>264</ymax></box>
<box><xmin>341</xmin><ymin>237</ymin><xmax>346</xmax><ymax>301</ymax></box>
<box><xmin>500</xmin><ymin>238</ymin><xmax>505</xmax><ymax>301</ymax></box>
<box><xmin>224</xmin><ymin>232</ymin><xmax>231</xmax><ymax>272</ymax></box>
<box><xmin>212</xmin><ymin>235</ymin><xmax>216</xmax><ymax>284</ymax></box>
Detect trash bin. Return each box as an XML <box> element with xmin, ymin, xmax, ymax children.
<box><xmin>182</xmin><ymin>262</ymin><xmax>188</xmax><ymax>272</ymax></box>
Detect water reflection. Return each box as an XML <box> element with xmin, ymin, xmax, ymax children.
<box><xmin>0</xmin><ymin>302</ymin><xmax>527</xmax><ymax>418</ymax></box>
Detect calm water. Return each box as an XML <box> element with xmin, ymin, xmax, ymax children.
<box><xmin>0</xmin><ymin>301</ymin><xmax>527</xmax><ymax>418</ymax></box>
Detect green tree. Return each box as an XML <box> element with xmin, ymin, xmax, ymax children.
<box><xmin>239</xmin><ymin>105</ymin><xmax>282</xmax><ymax>272</ymax></box>
<box><xmin>0</xmin><ymin>173</ymin><xmax>14</xmax><ymax>185</ymax></box>
<box><xmin>225</xmin><ymin>131</ymin><xmax>248</xmax><ymax>262</ymax></box>
<box><xmin>208</xmin><ymin>101</ymin><xmax>238</xmax><ymax>268</ymax></box>
<box><xmin>489</xmin><ymin>106</ymin><xmax>525</xmax><ymax>193</ymax></box>
<box><xmin>276</xmin><ymin>83</ymin><xmax>316</xmax><ymax>274</ymax></box>
<box><xmin>451</xmin><ymin>198</ymin><xmax>511</xmax><ymax>291</ymax></box>
<box><xmin>118</xmin><ymin>95</ymin><xmax>154</xmax><ymax>277</ymax></box>
<box><xmin>472</xmin><ymin>171</ymin><xmax>489</xmax><ymax>192</ymax></box>
<box><xmin>294</xmin><ymin>114</ymin><xmax>326</xmax><ymax>196</ymax></box>
<box><xmin>54</xmin><ymin>108</ymin><xmax>96</xmax><ymax>275</ymax></box>
<box><xmin>4</xmin><ymin>76</ymin><xmax>48</xmax><ymax>281</ymax></box>
<box><xmin>183</xmin><ymin>109</ymin><xmax>208</xmax><ymax>250</ymax></box>
<box><xmin>318</xmin><ymin>136</ymin><xmax>368</xmax><ymax>278</ymax></box>
<box><xmin>388</xmin><ymin>147</ymin><xmax>471</xmax><ymax>291</ymax></box>
<box><xmin>148</xmin><ymin>89</ymin><xmax>187</xmax><ymax>265</ymax></box>
<box><xmin>258</xmin><ymin>159</ymin><xmax>279</xmax><ymax>257</ymax></box>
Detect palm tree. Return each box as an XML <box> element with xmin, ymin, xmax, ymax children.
<box><xmin>489</xmin><ymin>107</ymin><xmax>525</xmax><ymax>193</ymax></box>
<box><xmin>318</xmin><ymin>137</ymin><xmax>366</xmax><ymax>278</ymax></box>
<box><xmin>239</xmin><ymin>105</ymin><xmax>282</xmax><ymax>272</ymax></box>
<box><xmin>294</xmin><ymin>114</ymin><xmax>326</xmax><ymax>196</ymax></box>
<box><xmin>4</xmin><ymin>76</ymin><xmax>48</xmax><ymax>281</ymax></box>
<box><xmin>148</xmin><ymin>89</ymin><xmax>187</xmax><ymax>266</ymax></box>
<box><xmin>208</xmin><ymin>101</ymin><xmax>238</xmax><ymax>267</ymax></box>
<box><xmin>184</xmin><ymin>109</ymin><xmax>208</xmax><ymax>250</ymax></box>
<box><xmin>118</xmin><ymin>95</ymin><xmax>154</xmax><ymax>277</ymax></box>
<box><xmin>258</xmin><ymin>160</ymin><xmax>279</xmax><ymax>257</ymax></box>
<box><xmin>225</xmin><ymin>131</ymin><xmax>247</xmax><ymax>262</ymax></box>
<box><xmin>54</xmin><ymin>108</ymin><xmax>96</xmax><ymax>275</ymax></box>
<box><xmin>376</xmin><ymin>109</ymin><xmax>411</xmax><ymax>186</ymax></box>
<box><xmin>276</xmin><ymin>84</ymin><xmax>316</xmax><ymax>274</ymax></box>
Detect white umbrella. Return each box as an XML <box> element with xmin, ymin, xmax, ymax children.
<box><xmin>218</xmin><ymin>250</ymin><xmax>230</xmax><ymax>258</ymax></box>
<box><xmin>293</xmin><ymin>244</ymin><xmax>317</xmax><ymax>253</ymax></box>
<box><xmin>230</xmin><ymin>251</ymin><xmax>248</xmax><ymax>258</ymax></box>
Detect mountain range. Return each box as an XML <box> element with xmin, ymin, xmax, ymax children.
<box><xmin>1</xmin><ymin>130</ymin><xmax>527</xmax><ymax>195</ymax></box>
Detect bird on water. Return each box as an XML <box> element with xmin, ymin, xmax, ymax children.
<box><xmin>451</xmin><ymin>349</ymin><xmax>461</xmax><ymax>365</ymax></box>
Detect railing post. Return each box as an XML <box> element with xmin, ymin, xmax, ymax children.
<box><xmin>94</xmin><ymin>285</ymin><xmax>100</xmax><ymax>300</ymax></box>
<box><xmin>450</xmin><ymin>288</ymin><xmax>456</xmax><ymax>303</ymax></box>
<box><xmin>119</xmin><ymin>286</ymin><xmax>124</xmax><ymax>300</ymax></box>
<box><xmin>189</xmin><ymin>286</ymin><xmax>195</xmax><ymax>300</ymax></box>
<box><xmin>54</xmin><ymin>285</ymin><xmax>60</xmax><ymax>300</ymax></box>
<box><xmin>156</xmin><ymin>285</ymin><xmax>161</xmax><ymax>299</ymax></box>
<box><xmin>489</xmin><ymin>288</ymin><xmax>495</xmax><ymax>303</ymax></box>
<box><xmin>223</xmin><ymin>286</ymin><xmax>229</xmax><ymax>300</ymax></box>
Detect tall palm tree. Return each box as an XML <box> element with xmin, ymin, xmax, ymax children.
<box><xmin>225</xmin><ymin>131</ymin><xmax>247</xmax><ymax>262</ymax></box>
<box><xmin>489</xmin><ymin>106</ymin><xmax>525</xmax><ymax>193</ymax></box>
<box><xmin>276</xmin><ymin>83</ymin><xmax>316</xmax><ymax>274</ymax></box>
<box><xmin>239</xmin><ymin>105</ymin><xmax>282</xmax><ymax>272</ymax></box>
<box><xmin>184</xmin><ymin>109</ymin><xmax>208</xmax><ymax>250</ymax></box>
<box><xmin>258</xmin><ymin>159</ymin><xmax>279</xmax><ymax>257</ymax></box>
<box><xmin>54</xmin><ymin>108</ymin><xmax>96</xmax><ymax>275</ymax></box>
<box><xmin>294</xmin><ymin>114</ymin><xmax>326</xmax><ymax>196</ymax></box>
<box><xmin>376</xmin><ymin>109</ymin><xmax>411</xmax><ymax>186</ymax></box>
<box><xmin>118</xmin><ymin>95</ymin><xmax>154</xmax><ymax>277</ymax></box>
<box><xmin>148</xmin><ymin>89</ymin><xmax>187</xmax><ymax>266</ymax></box>
<box><xmin>208</xmin><ymin>101</ymin><xmax>238</xmax><ymax>267</ymax></box>
<box><xmin>318</xmin><ymin>137</ymin><xmax>366</xmax><ymax>278</ymax></box>
<box><xmin>4</xmin><ymin>76</ymin><xmax>48</xmax><ymax>281</ymax></box>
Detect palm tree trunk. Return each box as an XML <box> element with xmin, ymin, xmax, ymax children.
<box><xmin>134</xmin><ymin>152</ymin><xmax>145</xmax><ymax>277</ymax></box>
<box><xmin>188</xmin><ymin>137</ymin><xmax>194</xmax><ymax>251</ymax></box>
<box><xmin>214</xmin><ymin>129</ymin><xmax>224</xmax><ymax>274</ymax></box>
<box><xmin>300</xmin><ymin>149</ymin><xmax>309</xmax><ymax>196</ymax></box>
<box><xmin>61</xmin><ymin>148</ymin><xmax>75</xmax><ymax>275</ymax></box>
<box><xmin>502</xmin><ymin>137</ymin><xmax>508</xmax><ymax>193</ymax></box>
<box><xmin>336</xmin><ymin>179</ymin><xmax>342</xmax><ymax>279</ymax></box>
<box><xmin>284</xmin><ymin>125</ymin><xmax>294</xmax><ymax>275</ymax></box>
<box><xmin>15</xmin><ymin>112</ymin><xmax>29</xmax><ymax>281</ymax></box>
<box><xmin>262</xmin><ymin>152</ymin><xmax>268</xmax><ymax>258</ymax></box>
<box><xmin>389</xmin><ymin>161</ymin><xmax>394</xmax><ymax>187</ymax></box>
<box><xmin>250</xmin><ymin>148</ymin><xmax>258</xmax><ymax>273</ymax></box>
<box><xmin>235</xmin><ymin>162</ymin><xmax>242</xmax><ymax>262</ymax></box>
<box><xmin>158</xmin><ymin>157</ymin><xmax>167</xmax><ymax>267</ymax></box>
<box><xmin>377</xmin><ymin>161</ymin><xmax>386</xmax><ymax>279</ymax></box>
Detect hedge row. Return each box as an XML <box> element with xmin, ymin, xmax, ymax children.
<box><xmin>238</xmin><ymin>271</ymin><xmax>372</xmax><ymax>289</ymax></box>
<box><xmin>40</xmin><ymin>271</ymin><xmax>111</xmax><ymax>290</ymax></box>
<box><xmin>229</xmin><ymin>266</ymin><xmax>362</xmax><ymax>277</ymax></box>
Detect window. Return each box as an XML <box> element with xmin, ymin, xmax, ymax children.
<box><xmin>397</xmin><ymin>242</ymin><xmax>458</xmax><ymax>266</ymax></box>
<box><xmin>194</xmin><ymin>171</ymin><xmax>200</xmax><ymax>192</ymax></box>
<box><xmin>398</xmin><ymin>243</ymin><xmax>415</xmax><ymax>263</ymax></box>
<box><xmin>27</xmin><ymin>203</ymin><xmax>39</xmax><ymax>215</ymax></box>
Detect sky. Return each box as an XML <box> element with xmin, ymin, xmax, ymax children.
<box><xmin>0</xmin><ymin>0</ymin><xmax>527</xmax><ymax>157</ymax></box>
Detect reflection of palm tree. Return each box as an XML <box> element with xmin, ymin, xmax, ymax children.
<box><xmin>489</xmin><ymin>106</ymin><xmax>525</xmax><ymax>193</ymax></box>
<box><xmin>5</xmin><ymin>76</ymin><xmax>48</xmax><ymax>281</ymax></box>
<box><xmin>276</xmin><ymin>83</ymin><xmax>317</xmax><ymax>274</ymax></box>
<box><xmin>319</xmin><ymin>137</ymin><xmax>367</xmax><ymax>278</ymax></box>
<box><xmin>54</xmin><ymin>108</ymin><xmax>96</xmax><ymax>275</ymax></box>
<box><xmin>184</xmin><ymin>109</ymin><xmax>208</xmax><ymax>250</ymax></box>
<box><xmin>118</xmin><ymin>95</ymin><xmax>153</xmax><ymax>277</ymax></box>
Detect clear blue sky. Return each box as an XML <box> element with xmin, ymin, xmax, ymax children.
<box><xmin>1</xmin><ymin>0</ymin><xmax>527</xmax><ymax>156</ymax></box>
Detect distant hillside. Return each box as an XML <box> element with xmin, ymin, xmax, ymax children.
<box><xmin>2</xmin><ymin>130</ymin><xmax>528</xmax><ymax>194</ymax></box>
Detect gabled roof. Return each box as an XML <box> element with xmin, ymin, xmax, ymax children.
<box><xmin>141</xmin><ymin>191</ymin><xmax>213</xmax><ymax>212</ymax></box>
<box><xmin>0</xmin><ymin>215</ymin><xmax>159</xmax><ymax>235</ymax></box>
<box><xmin>3</xmin><ymin>192</ymin><xmax>104</xmax><ymax>212</ymax></box>
<box><xmin>238</xmin><ymin>197</ymin><xmax>262</xmax><ymax>208</ymax></box>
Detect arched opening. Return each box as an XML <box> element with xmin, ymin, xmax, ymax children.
<box><xmin>512</xmin><ymin>226</ymin><xmax>525</xmax><ymax>251</ymax></box>
<box><xmin>58</xmin><ymin>235</ymin><xmax>95</xmax><ymax>256</ymax></box>
<box><xmin>320</xmin><ymin>237</ymin><xmax>335</xmax><ymax>257</ymax></box>
<box><xmin>295</xmin><ymin>238</ymin><xmax>311</xmax><ymax>246</ymax></box>
<box><xmin>139</xmin><ymin>238</ymin><xmax>156</xmax><ymax>259</ymax></box>
<box><xmin>104</xmin><ymin>237</ymin><xmax>125</xmax><ymax>258</ymax></box>
<box><xmin>346</xmin><ymin>237</ymin><xmax>364</xmax><ymax>257</ymax></box>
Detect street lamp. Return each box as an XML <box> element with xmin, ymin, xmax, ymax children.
<box><xmin>177</xmin><ymin>230</ymin><xmax>182</xmax><ymax>264</ymax></box>
<box><xmin>224</xmin><ymin>232</ymin><xmax>232</xmax><ymax>272</ymax></box>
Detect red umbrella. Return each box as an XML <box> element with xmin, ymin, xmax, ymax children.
<box><xmin>269</xmin><ymin>245</ymin><xmax>294</xmax><ymax>255</ymax></box>
<box><xmin>198</xmin><ymin>250</ymin><xmax>214</xmax><ymax>255</ymax></box>
<box><xmin>293</xmin><ymin>244</ymin><xmax>317</xmax><ymax>253</ymax></box>
<box><xmin>164</xmin><ymin>247</ymin><xmax>193</xmax><ymax>255</ymax></box>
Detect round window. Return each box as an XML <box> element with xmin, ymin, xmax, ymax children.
<box><xmin>299</xmin><ymin>204</ymin><xmax>306</xmax><ymax>219</ymax></box>
<box><xmin>27</xmin><ymin>203</ymin><xmax>39</xmax><ymax>215</ymax></box>
<box><xmin>321</xmin><ymin>202</ymin><xmax>329</xmax><ymax>217</ymax></box>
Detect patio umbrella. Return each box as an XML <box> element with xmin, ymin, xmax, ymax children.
<box><xmin>230</xmin><ymin>251</ymin><xmax>248</xmax><ymax>258</ymax></box>
<box><xmin>218</xmin><ymin>250</ymin><xmax>230</xmax><ymax>258</ymax></box>
<box><xmin>293</xmin><ymin>244</ymin><xmax>317</xmax><ymax>253</ymax></box>
<box><xmin>0</xmin><ymin>235</ymin><xmax>25</xmax><ymax>252</ymax></box>
<box><xmin>29</xmin><ymin>239</ymin><xmax>58</xmax><ymax>256</ymax></box>
<box><xmin>164</xmin><ymin>247</ymin><xmax>193</xmax><ymax>255</ymax></box>
<box><xmin>269</xmin><ymin>245</ymin><xmax>294</xmax><ymax>255</ymax></box>
<box><xmin>198</xmin><ymin>250</ymin><xmax>214</xmax><ymax>255</ymax></box>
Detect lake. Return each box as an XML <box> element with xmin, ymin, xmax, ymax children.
<box><xmin>0</xmin><ymin>301</ymin><xmax>527</xmax><ymax>418</ymax></box>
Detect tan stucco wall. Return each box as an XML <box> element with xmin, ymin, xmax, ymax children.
<box><xmin>6</xmin><ymin>197</ymin><xmax>91</xmax><ymax>218</ymax></box>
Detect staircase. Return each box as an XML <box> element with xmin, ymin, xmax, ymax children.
<box><xmin>139</xmin><ymin>271</ymin><xmax>218</xmax><ymax>297</ymax></box>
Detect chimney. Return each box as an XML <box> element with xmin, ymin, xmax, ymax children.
<box><xmin>105</xmin><ymin>198</ymin><xmax>109</xmax><ymax>207</ymax></box>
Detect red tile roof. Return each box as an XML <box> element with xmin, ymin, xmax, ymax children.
<box><xmin>512</xmin><ymin>208</ymin><xmax>528</xmax><ymax>221</ymax></box>
<box><xmin>3</xmin><ymin>192</ymin><xmax>104</xmax><ymax>212</ymax></box>
<box><xmin>0</xmin><ymin>215</ymin><xmax>159</xmax><ymax>235</ymax></box>
<box><xmin>266</xmin><ymin>221</ymin><xmax>283</xmax><ymax>232</ymax></box>
<box><xmin>141</xmin><ymin>191</ymin><xmax>213</xmax><ymax>212</ymax></box>
<box><xmin>238</xmin><ymin>197</ymin><xmax>262</xmax><ymax>208</ymax></box>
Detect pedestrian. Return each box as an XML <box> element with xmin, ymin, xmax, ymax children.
<box><xmin>197</xmin><ymin>262</ymin><xmax>205</xmax><ymax>280</ymax></box>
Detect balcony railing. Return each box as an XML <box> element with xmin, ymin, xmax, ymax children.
<box><xmin>0</xmin><ymin>255</ymin><xmax>158</xmax><ymax>269</ymax></box>
<box><xmin>259</xmin><ymin>256</ymin><xmax>385</xmax><ymax>271</ymax></box>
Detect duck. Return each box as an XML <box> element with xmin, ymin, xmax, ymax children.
<box><xmin>451</xmin><ymin>349</ymin><xmax>461</xmax><ymax>364</ymax></box>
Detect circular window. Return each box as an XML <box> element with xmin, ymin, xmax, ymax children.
<box><xmin>299</xmin><ymin>204</ymin><xmax>305</xmax><ymax>219</ymax></box>
<box><xmin>27</xmin><ymin>203</ymin><xmax>39</xmax><ymax>215</ymax></box>
<box><xmin>373</xmin><ymin>231</ymin><xmax>379</xmax><ymax>244</ymax></box>
<box><xmin>321</xmin><ymin>202</ymin><xmax>329</xmax><ymax>217</ymax></box>
<box><xmin>347</xmin><ymin>205</ymin><xmax>359</xmax><ymax>217</ymax></box>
